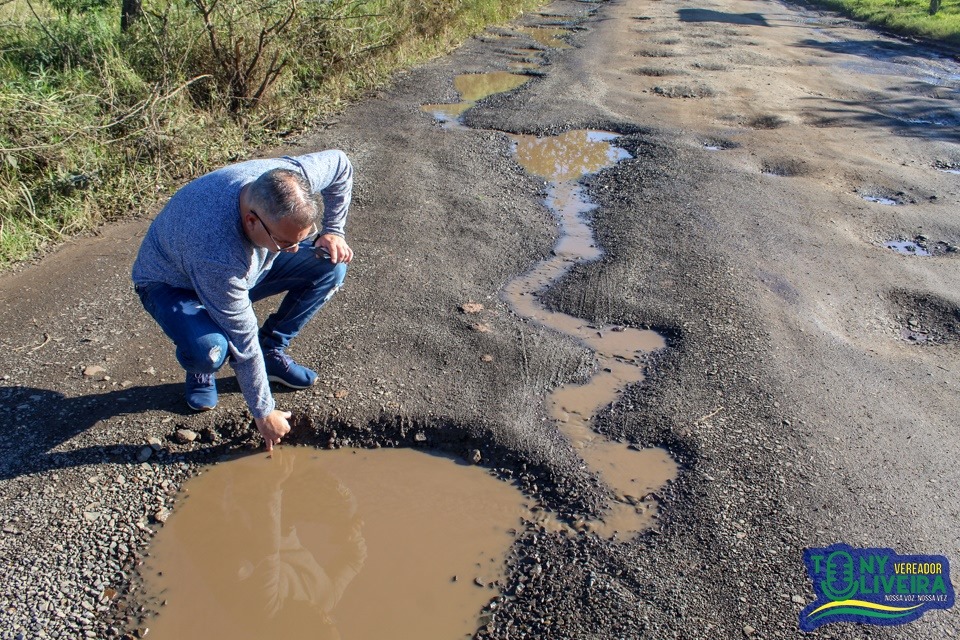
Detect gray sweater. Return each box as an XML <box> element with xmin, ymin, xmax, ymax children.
<box><xmin>132</xmin><ymin>150</ymin><xmax>353</xmax><ymax>418</ymax></box>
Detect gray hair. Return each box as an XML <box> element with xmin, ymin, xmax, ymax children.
<box><xmin>247</xmin><ymin>168</ymin><xmax>321</xmax><ymax>228</ymax></box>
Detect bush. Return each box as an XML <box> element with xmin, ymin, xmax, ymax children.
<box><xmin>0</xmin><ymin>0</ymin><xmax>545</xmax><ymax>265</ymax></box>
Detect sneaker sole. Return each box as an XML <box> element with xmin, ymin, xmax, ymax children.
<box><xmin>267</xmin><ymin>375</ymin><xmax>315</xmax><ymax>390</ymax></box>
<box><xmin>187</xmin><ymin>401</ymin><xmax>217</xmax><ymax>411</ymax></box>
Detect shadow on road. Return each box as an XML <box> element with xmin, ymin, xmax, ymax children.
<box><xmin>677</xmin><ymin>8</ymin><xmax>769</xmax><ymax>26</ymax></box>
<box><xmin>0</xmin><ymin>383</ymin><xmax>223</xmax><ymax>481</ymax></box>
<box><xmin>800</xmin><ymin>95</ymin><xmax>960</xmax><ymax>143</ymax></box>
<box><xmin>796</xmin><ymin>37</ymin><xmax>952</xmax><ymax>66</ymax></box>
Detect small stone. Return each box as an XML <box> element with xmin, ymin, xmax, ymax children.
<box><xmin>83</xmin><ymin>365</ymin><xmax>106</xmax><ymax>378</ymax></box>
<box><xmin>743</xmin><ymin>625</ymin><xmax>756</xmax><ymax>637</ymax></box>
<box><xmin>153</xmin><ymin>508</ymin><xmax>170</xmax><ymax>524</ymax></box>
<box><xmin>470</xmin><ymin>449</ymin><xmax>482</xmax><ymax>464</ymax></box>
<box><xmin>3</xmin><ymin>525</ymin><xmax>17</xmax><ymax>534</ymax></box>
<box><xmin>115</xmin><ymin>475</ymin><xmax>126</xmax><ymax>485</ymax></box>
<box><xmin>148</xmin><ymin>437</ymin><xmax>163</xmax><ymax>452</ymax></box>
<box><xmin>173</xmin><ymin>429</ymin><xmax>198</xmax><ymax>444</ymax></box>
<box><xmin>791</xmin><ymin>594</ymin><xmax>805</xmax><ymax>604</ymax></box>
<box><xmin>460</xmin><ymin>302</ymin><xmax>484</xmax><ymax>314</ymax></box>
<box><xmin>481</xmin><ymin>354</ymin><xmax>494</xmax><ymax>362</ymax></box>
<box><xmin>83</xmin><ymin>511</ymin><xmax>101</xmax><ymax>522</ymax></box>
<box><xmin>413</xmin><ymin>432</ymin><xmax>427</xmax><ymax>442</ymax></box>
<box><xmin>471</xmin><ymin>323</ymin><xmax>492</xmax><ymax>333</ymax></box>
<box><xmin>137</xmin><ymin>447</ymin><xmax>152</xmax><ymax>463</ymax></box>
<box><xmin>474</xmin><ymin>577</ymin><xmax>486</xmax><ymax>587</ymax></box>
<box><xmin>120</xmin><ymin>380</ymin><xmax>133</xmax><ymax>388</ymax></box>
<box><xmin>334</xmin><ymin>389</ymin><xmax>349</xmax><ymax>399</ymax></box>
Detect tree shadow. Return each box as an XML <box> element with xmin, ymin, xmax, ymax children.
<box><xmin>799</xmin><ymin>93</ymin><xmax>960</xmax><ymax>143</ymax></box>
<box><xmin>677</xmin><ymin>8</ymin><xmax>770</xmax><ymax>26</ymax></box>
<box><xmin>796</xmin><ymin>37</ymin><xmax>954</xmax><ymax>67</ymax></box>
<box><xmin>0</xmin><ymin>382</ymin><xmax>229</xmax><ymax>481</ymax></box>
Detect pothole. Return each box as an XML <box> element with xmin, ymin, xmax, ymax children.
<box><xmin>691</xmin><ymin>61</ymin><xmax>730</xmax><ymax>71</ymax></box>
<box><xmin>760</xmin><ymin>158</ymin><xmax>808</xmax><ymax>177</ymax></box>
<box><xmin>889</xmin><ymin>290</ymin><xmax>960</xmax><ymax>346</ymax></box>
<box><xmin>631</xmin><ymin>66</ymin><xmax>683</xmax><ymax>77</ymax></box>
<box><xmin>421</xmin><ymin>72</ymin><xmax>532</xmax><ymax>125</ymax></box>
<box><xmin>935</xmin><ymin>161</ymin><xmax>960</xmax><ymax>175</ymax></box>
<box><xmin>517</xmin><ymin>26</ymin><xmax>573</xmax><ymax>48</ymax></box>
<box><xmin>142</xmin><ymin>447</ymin><xmax>530</xmax><ymax>638</ymax></box>
<box><xmin>653</xmin><ymin>84</ymin><xmax>715</xmax><ymax>98</ymax></box>
<box><xmin>857</xmin><ymin>188</ymin><xmax>905</xmax><ymax>205</ymax></box>
<box><xmin>506</xmin><ymin>129</ymin><xmax>677</xmax><ymax>537</ymax></box>
<box><xmin>883</xmin><ymin>235</ymin><xmax>956</xmax><ymax>256</ymax></box>
<box><xmin>884</xmin><ymin>240</ymin><xmax>931</xmax><ymax>256</ymax></box>
<box><xmin>634</xmin><ymin>47</ymin><xmax>680</xmax><ymax>58</ymax></box>
<box><xmin>747</xmin><ymin>114</ymin><xmax>787</xmax><ymax>129</ymax></box>
<box><xmin>701</xmin><ymin>136</ymin><xmax>739</xmax><ymax>151</ymax></box>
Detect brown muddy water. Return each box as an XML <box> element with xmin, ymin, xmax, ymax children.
<box><xmin>143</xmin><ymin>447</ymin><xmax>529</xmax><ymax>639</ymax></box>
<box><xmin>506</xmin><ymin>131</ymin><xmax>678</xmax><ymax>537</ymax></box>
<box><xmin>421</xmin><ymin>72</ymin><xmax>531</xmax><ymax>124</ymax></box>
<box><xmin>517</xmin><ymin>26</ymin><xmax>573</xmax><ymax>49</ymax></box>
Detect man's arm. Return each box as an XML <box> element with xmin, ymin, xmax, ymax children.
<box><xmin>187</xmin><ymin>258</ymin><xmax>290</xmax><ymax>449</ymax></box>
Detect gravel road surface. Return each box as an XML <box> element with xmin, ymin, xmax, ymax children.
<box><xmin>1</xmin><ymin>0</ymin><xmax>958</xmax><ymax>637</ymax></box>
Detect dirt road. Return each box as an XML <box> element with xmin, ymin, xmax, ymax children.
<box><xmin>1</xmin><ymin>0</ymin><xmax>959</xmax><ymax>637</ymax></box>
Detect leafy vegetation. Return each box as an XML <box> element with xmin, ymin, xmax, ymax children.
<box><xmin>0</xmin><ymin>0</ymin><xmax>544</xmax><ymax>264</ymax></box>
<box><xmin>802</xmin><ymin>0</ymin><xmax>960</xmax><ymax>43</ymax></box>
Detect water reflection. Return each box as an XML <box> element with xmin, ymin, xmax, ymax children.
<box><xmin>421</xmin><ymin>72</ymin><xmax>531</xmax><ymax>125</ymax></box>
<box><xmin>145</xmin><ymin>448</ymin><xmax>527</xmax><ymax>639</ymax></box>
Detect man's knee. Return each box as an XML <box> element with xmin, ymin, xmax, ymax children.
<box><xmin>310</xmin><ymin>261</ymin><xmax>347</xmax><ymax>299</ymax></box>
<box><xmin>176</xmin><ymin>332</ymin><xmax>229</xmax><ymax>373</ymax></box>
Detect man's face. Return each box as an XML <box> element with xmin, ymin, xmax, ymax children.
<box><xmin>251</xmin><ymin>210</ymin><xmax>317</xmax><ymax>253</ymax></box>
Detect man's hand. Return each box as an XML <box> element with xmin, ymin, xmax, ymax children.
<box><xmin>314</xmin><ymin>233</ymin><xmax>353</xmax><ymax>264</ymax></box>
<box><xmin>255</xmin><ymin>410</ymin><xmax>292</xmax><ymax>451</ymax></box>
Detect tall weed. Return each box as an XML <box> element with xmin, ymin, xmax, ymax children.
<box><xmin>0</xmin><ymin>0</ymin><xmax>545</xmax><ymax>265</ymax></box>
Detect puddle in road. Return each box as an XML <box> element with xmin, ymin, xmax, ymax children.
<box><xmin>518</xmin><ymin>26</ymin><xmax>573</xmax><ymax>49</ymax></box>
<box><xmin>421</xmin><ymin>72</ymin><xmax>531</xmax><ymax>124</ymax></box>
<box><xmin>510</xmin><ymin>61</ymin><xmax>542</xmax><ymax>71</ymax></box>
<box><xmin>884</xmin><ymin>240</ymin><xmax>931</xmax><ymax>256</ymax></box>
<box><xmin>143</xmin><ymin>447</ymin><xmax>528</xmax><ymax>640</ymax></box>
<box><xmin>861</xmin><ymin>194</ymin><xmax>900</xmax><ymax>205</ymax></box>
<box><xmin>506</xmin><ymin>130</ymin><xmax>677</xmax><ymax>537</ymax></box>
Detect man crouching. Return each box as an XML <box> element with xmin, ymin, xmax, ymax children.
<box><xmin>132</xmin><ymin>150</ymin><xmax>354</xmax><ymax>450</ymax></box>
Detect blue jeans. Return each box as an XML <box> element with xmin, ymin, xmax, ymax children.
<box><xmin>136</xmin><ymin>242</ymin><xmax>347</xmax><ymax>374</ymax></box>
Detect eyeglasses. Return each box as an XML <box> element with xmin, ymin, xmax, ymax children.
<box><xmin>251</xmin><ymin>209</ymin><xmax>317</xmax><ymax>252</ymax></box>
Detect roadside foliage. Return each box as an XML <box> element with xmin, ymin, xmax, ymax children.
<box><xmin>0</xmin><ymin>0</ymin><xmax>542</xmax><ymax>264</ymax></box>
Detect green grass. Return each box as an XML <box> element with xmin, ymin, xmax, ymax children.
<box><xmin>803</xmin><ymin>0</ymin><xmax>960</xmax><ymax>44</ymax></box>
<box><xmin>0</xmin><ymin>0</ymin><xmax>546</xmax><ymax>266</ymax></box>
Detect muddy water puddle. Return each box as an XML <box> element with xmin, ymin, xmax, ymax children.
<box><xmin>144</xmin><ymin>447</ymin><xmax>528</xmax><ymax>639</ymax></box>
<box><xmin>506</xmin><ymin>130</ymin><xmax>677</xmax><ymax>537</ymax></box>
<box><xmin>421</xmin><ymin>72</ymin><xmax>531</xmax><ymax>124</ymax></box>
<box><xmin>518</xmin><ymin>26</ymin><xmax>573</xmax><ymax>49</ymax></box>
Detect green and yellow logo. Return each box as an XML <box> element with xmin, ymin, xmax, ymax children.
<box><xmin>800</xmin><ymin>544</ymin><xmax>954</xmax><ymax>631</ymax></box>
